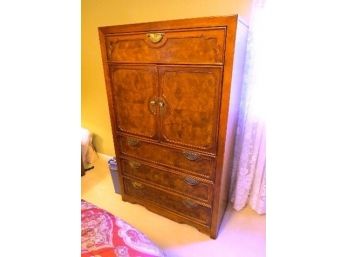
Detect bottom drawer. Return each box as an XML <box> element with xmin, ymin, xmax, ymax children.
<box><xmin>123</xmin><ymin>178</ymin><xmax>211</xmax><ymax>225</ymax></box>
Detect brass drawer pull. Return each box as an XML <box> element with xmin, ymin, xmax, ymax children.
<box><xmin>183</xmin><ymin>151</ymin><xmax>200</xmax><ymax>161</ymax></box>
<box><xmin>184</xmin><ymin>177</ymin><xmax>199</xmax><ymax>186</ymax></box>
<box><xmin>129</xmin><ymin>161</ymin><xmax>141</xmax><ymax>169</ymax></box>
<box><xmin>132</xmin><ymin>181</ymin><xmax>144</xmax><ymax>189</ymax></box>
<box><xmin>182</xmin><ymin>199</ymin><xmax>198</xmax><ymax>208</ymax></box>
<box><xmin>127</xmin><ymin>137</ymin><xmax>140</xmax><ymax>147</ymax></box>
<box><xmin>147</xmin><ymin>32</ymin><xmax>164</xmax><ymax>43</ymax></box>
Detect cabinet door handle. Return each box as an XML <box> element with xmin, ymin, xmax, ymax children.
<box><xmin>184</xmin><ymin>177</ymin><xmax>199</xmax><ymax>186</ymax></box>
<box><xmin>182</xmin><ymin>199</ymin><xmax>198</xmax><ymax>208</ymax></box>
<box><xmin>127</xmin><ymin>137</ymin><xmax>140</xmax><ymax>147</ymax></box>
<box><xmin>158</xmin><ymin>99</ymin><xmax>166</xmax><ymax>115</ymax></box>
<box><xmin>149</xmin><ymin>98</ymin><xmax>157</xmax><ymax>115</ymax></box>
<box><xmin>129</xmin><ymin>161</ymin><xmax>141</xmax><ymax>169</ymax></box>
<box><xmin>183</xmin><ymin>151</ymin><xmax>200</xmax><ymax>161</ymax></box>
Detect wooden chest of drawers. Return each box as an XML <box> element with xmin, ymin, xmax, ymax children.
<box><xmin>99</xmin><ymin>16</ymin><xmax>247</xmax><ymax>239</ymax></box>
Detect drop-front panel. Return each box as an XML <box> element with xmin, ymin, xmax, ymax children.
<box><xmin>99</xmin><ymin>16</ymin><xmax>248</xmax><ymax>238</ymax></box>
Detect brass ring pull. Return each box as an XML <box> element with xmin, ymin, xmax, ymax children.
<box><xmin>183</xmin><ymin>151</ymin><xmax>200</xmax><ymax>161</ymax></box>
<box><xmin>147</xmin><ymin>33</ymin><xmax>164</xmax><ymax>43</ymax></box>
<box><xmin>182</xmin><ymin>199</ymin><xmax>198</xmax><ymax>208</ymax></box>
<box><xmin>129</xmin><ymin>161</ymin><xmax>141</xmax><ymax>169</ymax></box>
<box><xmin>158</xmin><ymin>98</ymin><xmax>167</xmax><ymax>115</ymax></box>
<box><xmin>158</xmin><ymin>100</ymin><xmax>165</xmax><ymax>114</ymax></box>
<box><xmin>184</xmin><ymin>177</ymin><xmax>199</xmax><ymax>186</ymax></box>
<box><xmin>127</xmin><ymin>138</ymin><xmax>140</xmax><ymax>147</ymax></box>
<box><xmin>132</xmin><ymin>181</ymin><xmax>144</xmax><ymax>189</ymax></box>
<box><xmin>149</xmin><ymin>98</ymin><xmax>157</xmax><ymax>115</ymax></box>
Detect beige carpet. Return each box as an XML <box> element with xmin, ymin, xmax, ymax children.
<box><xmin>81</xmin><ymin>155</ymin><xmax>265</xmax><ymax>257</ymax></box>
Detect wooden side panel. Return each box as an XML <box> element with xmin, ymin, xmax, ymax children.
<box><xmin>159</xmin><ymin>66</ymin><xmax>222</xmax><ymax>153</ymax></box>
<box><xmin>110</xmin><ymin>65</ymin><xmax>158</xmax><ymax>139</ymax></box>
<box><xmin>210</xmin><ymin>18</ymin><xmax>248</xmax><ymax>238</ymax></box>
<box><xmin>99</xmin><ymin>28</ymin><xmax>125</xmax><ymax>196</ymax></box>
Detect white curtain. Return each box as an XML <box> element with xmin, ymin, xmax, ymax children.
<box><xmin>230</xmin><ymin>0</ymin><xmax>266</xmax><ymax>215</ymax></box>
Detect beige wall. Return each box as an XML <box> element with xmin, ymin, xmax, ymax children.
<box><xmin>82</xmin><ymin>0</ymin><xmax>253</xmax><ymax>155</ymax></box>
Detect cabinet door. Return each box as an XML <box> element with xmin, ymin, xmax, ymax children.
<box><xmin>158</xmin><ymin>66</ymin><xmax>222</xmax><ymax>152</ymax></box>
<box><xmin>110</xmin><ymin>65</ymin><xmax>159</xmax><ymax>139</ymax></box>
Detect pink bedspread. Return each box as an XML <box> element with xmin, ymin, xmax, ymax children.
<box><xmin>81</xmin><ymin>200</ymin><xmax>165</xmax><ymax>257</ymax></box>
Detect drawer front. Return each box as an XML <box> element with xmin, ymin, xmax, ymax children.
<box><xmin>119</xmin><ymin>136</ymin><xmax>215</xmax><ymax>179</ymax></box>
<box><xmin>123</xmin><ymin>178</ymin><xmax>211</xmax><ymax>224</ymax></box>
<box><xmin>121</xmin><ymin>158</ymin><xmax>213</xmax><ymax>203</ymax></box>
<box><xmin>105</xmin><ymin>28</ymin><xmax>225</xmax><ymax>64</ymax></box>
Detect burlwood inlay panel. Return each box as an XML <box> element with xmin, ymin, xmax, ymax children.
<box><xmin>110</xmin><ymin>65</ymin><xmax>158</xmax><ymax>139</ymax></box>
<box><xmin>159</xmin><ymin>66</ymin><xmax>222</xmax><ymax>152</ymax></box>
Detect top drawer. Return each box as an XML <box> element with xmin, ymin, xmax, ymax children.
<box><xmin>105</xmin><ymin>28</ymin><xmax>225</xmax><ymax>64</ymax></box>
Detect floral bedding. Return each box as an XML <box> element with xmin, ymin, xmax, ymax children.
<box><xmin>81</xmin><ymin>200</ymin><xmax>165</xmax><ymax>257</ymax></box>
